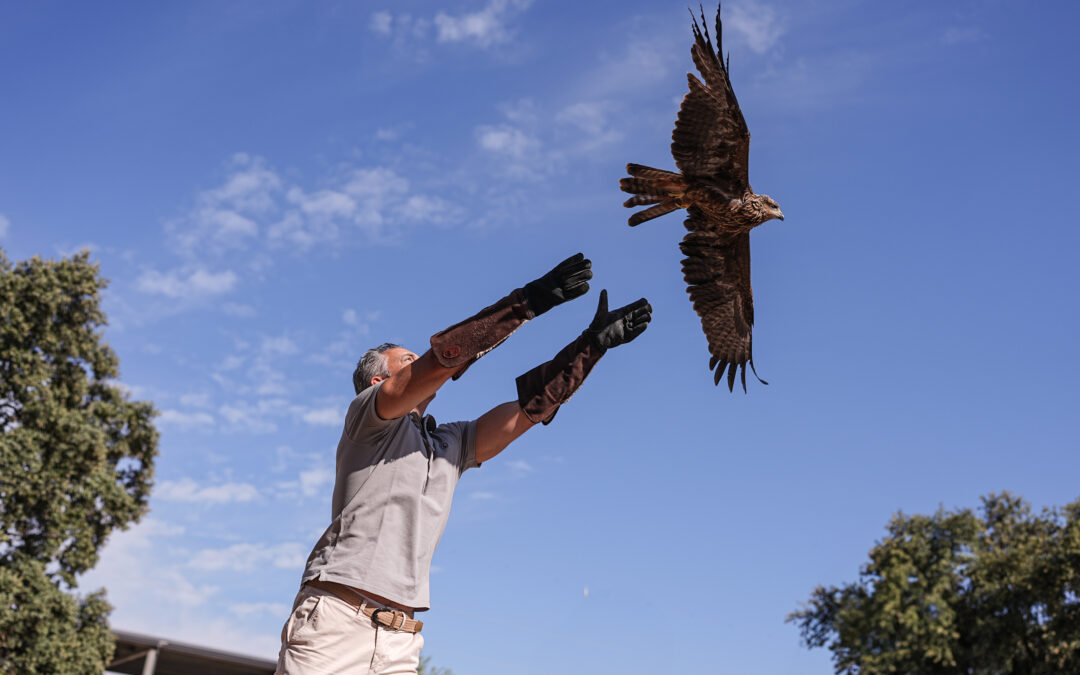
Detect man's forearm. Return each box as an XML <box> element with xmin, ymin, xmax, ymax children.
<box><xmin>374</xmin><ymin>350</ymin><xmax>457</xmax><ymax>420</ymax></box>
<box><xmin>428</xmin><ymin>253</ymin><xmax>593</xmax><ymax>378</ymax></box>
<box><xmin>475</xmin><ymin>401</ymin><xmax>536</xmax><ymax>463</ymax></box>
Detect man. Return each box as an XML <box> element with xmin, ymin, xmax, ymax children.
<box><xmin>276</xmin><ymin>253</ymin><xmax>651</xmax><ymax>674</ymax></box>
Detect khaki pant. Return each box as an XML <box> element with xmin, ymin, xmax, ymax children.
<box><xmin>276</xmin><ymin>586</ymin><xmax>424</xmax><ymax>675</ymax></box>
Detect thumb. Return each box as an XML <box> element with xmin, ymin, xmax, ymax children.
<box><xmin>596</xmin><ymin>288</ymin><xmax>608</xmax><ymax>316</ymax></box>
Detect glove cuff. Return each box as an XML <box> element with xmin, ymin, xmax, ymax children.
<box><xmin>515</xmin><ymin>332</ymin><xmax>605</xmax><ymax>425</ymax></box>
<box><xmin>430</xmin><ymin>288</ymin><xmax>534</xmax><ymax>378</ymax></box>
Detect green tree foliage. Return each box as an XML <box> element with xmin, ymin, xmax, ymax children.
<box><xmin>0</xmin><ymin>250</ymin><xmax>158</xmax><ymax>673</ymax></box>
<box><xmin>789</xmin><ymin>493</ymin><xmax>1080</xmax><ymax>674</ymax></box>
<box><xmin>418</xmin><ymin>652</ymin><xmax>453</xmax><ymax>675</ymax></box>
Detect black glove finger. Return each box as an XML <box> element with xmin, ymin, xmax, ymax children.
<box><xmin>564</xmin><ymin>280</ymin><xmax>590</xmax><ymax>300</ymax></box>
<box><xmin>626</xmin><ymin>322</ymin><xmax>648</xmax><ymax>342</ymax></box>
<box><xmin>628</xmin><ymin>308</ymin><xmax>652</xmax><ymax>326</ymax></box>
<box><xmin>561</xmin><ymin>271</ymin><xmax>596</xmax><ymax>289</ymax></box>
<box><xmin>564</xmin><ymin>268</ymin><xmax>593</xmax><ymax>286</ymax></box>
<box><xmin>613</xmin><ymin>298</ymin><xmax>648</xmax><ymax>316</ymax></box>
<box><xmin>553</xmin><ymin>252</ymin><xmax>586</xmax><ymax>273</ymax></box>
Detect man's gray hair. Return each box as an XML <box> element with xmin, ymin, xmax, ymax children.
<box><xmin>353</xmin><ymin>342</ymin><xmax>402</xmax><ymax>394</ymax></box>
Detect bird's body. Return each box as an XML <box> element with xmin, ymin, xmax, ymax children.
<box><xmin>620</xmin><ymin>3</ymin><xmax>784</xmax><ymax>391</ymax></box>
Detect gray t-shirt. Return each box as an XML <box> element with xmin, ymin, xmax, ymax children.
<box><xmin>302</xmin><ymin>381</ymin><xmax>479</xmax><ymax>611</ymax></box>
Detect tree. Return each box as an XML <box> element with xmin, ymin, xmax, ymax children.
<box><xmin>0</xmin><ymin>249</ymin><xmax>158</xmax><ymax>673</ymax></box>
<box><xmin>418</xmin><ymin>652</ymin><xmax>453</xmax><ymax>675</ymax></box>
<box><xmin>789</xmin><ymin>493</ymin><xmax>1080</xmax><ymax>675</ymax></box>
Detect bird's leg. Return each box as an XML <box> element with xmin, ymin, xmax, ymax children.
<box><xmin>668</xmin><ymin>192</ymin><xmax>690</xmax><ymax>208</ymax></box>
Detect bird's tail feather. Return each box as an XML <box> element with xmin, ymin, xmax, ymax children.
<box><xmin>620</xmin><ymin>163</ymin><xmax>685</xmax><ymax>227</ymax></box>
<box><xmin>628</xmin><ymin>203</ymin><xmax>680</xmax><ymax>227</ymax></box>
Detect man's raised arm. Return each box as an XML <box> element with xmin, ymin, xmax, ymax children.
<box><xmin>473</xmin><ymin>289</ymin><xmax>653</xmax><ymax>462</ymax></box>
<box><xmin>372</xmin><ymin>253</ymin><xmax>594</xmax><ymax>420</ymax></box>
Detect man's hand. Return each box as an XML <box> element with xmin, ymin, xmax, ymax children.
<box><xmin>522</xmin><ymin>253</ymin><xmax>593</xmax><ymax>318</ymax></box>
<box><xmin>585</xmin><ymin>289</ymin><xmax>652</xmax><ymax>351</ymax></box>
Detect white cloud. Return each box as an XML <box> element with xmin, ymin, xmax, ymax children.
<box><xmin>470</xmin><ymin>491</ymin><xmax>497</xmax><ymax>500</ymax></box>
<box><xmin>137</xmin><ymin>266</ymin><xmax>238</xmax><ymax>299</ymax></box>
<box><xmin>230</xmin><ymin>601</ymin><xmax>290</xmax><ymax>618</ymax></box>
<box><xmin>287</xmin><ymin>187</ymin><xmax>356</xmax><ymax>218</ymax></box>
<box><xmin>555</xmin><ymin>101</ymin><xmax>623</xmax><ymax>150</ymax></box>
<box><xmin>219</xmin><ymin>398</ymin><xmax>290</xmax><ymax>434</ymax></box>
<box><xmin>78</xmin><ymin>519</ymin><xmax>281</xmax><ymax>659</ymax></box>
<box><xmin>162</xmin><ymin>153</ymin><xmax>464</xmax><ymax>260</ymax></box>
<box><xmin>477</xmin><ymin>125</ymin><xmax>540</xmax><ymax>158</ymax></box>
<box><xmin>301</xmin><ymin>407</ymin><xmax>341</xmax><ymax>427</ymax></box>
<box><xmin>158</xmin><ymin>409</ymin><xmax>215</xmax><ymax>429</ymax></box>
<box><xmin>374</xmin><ymin>127</ymin><xmax>399</xmax><ymax>141</ymax></box>
<box><xmin>79</xmin><ymin>518</ymin><xmax>216</xmax><ymax>610</ymax></box>
<box><xmin>507</xmin><ymin>459</ymin><xmax>533</xmax><ymax>475</ymax></box>
<box><xmin>433</xmin><ymin>0</ymin><xmax>532</xmax><ymax>48</ymax></box>
<box><xmin>206</xmin><ymin>154</ymin><xmax>283</xmax><ymax>213</ymax></box>
<box><xmin>0</xmin><ymin>214</ymin><xmax>9</xmax><ymax>238</ymax></box>
<box><xmin>166</xmin><ymin>154</ymin><xmax>282</xmax><ymax>256</ymax></box>
<box><xmin>397</xmin><ymin>194</ymin><xmax>462</xmax><ymax>225</ymax></box>
<box><xmin>180</xmin><ymin>392</ymin><xmax>212</xmax><ymax>408</ymax></box>
<box><xmin>727</xmin><ymin>1</ymin><xmax>785</xmax><ymax>54</ymax></box>
<box><xmin>219</xmin><ymin>355</ymin><xmax>244</xmax><ymax>371</ymax></box>
<box><xmin>260</xmin><ymin>335</ymin><xmax>298</xmax><ymax>356</ymax></box>
<box><xmin>156</xmin><ymin>477</ymin><xmax>259</xmax><ymax>504</ymax></box>
<box><xmin>370</xmin><ymin>11</ymin><xmax>393</xmax><ymax>35</ymax></box>
<box><xmin>189</xmin><ymin>542</ymin><xmax>305</xmax><ymax>572</ymax></box>
<box><xmin>299</xmin><ymin>467</ymin><xmax>334</xmax><ymax>497</ymax></box>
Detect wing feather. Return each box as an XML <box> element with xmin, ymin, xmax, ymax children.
<box><xmin>679</xmin><ymin>211</ymin><xmax>764</xmax><ymax>391</ymax></box>
<box><xmin>671</xmin><ymin>7</ymin><xmax>750</xmax><ymax>199</ymax></box>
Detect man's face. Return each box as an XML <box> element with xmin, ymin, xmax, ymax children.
<box><xmin>374</xmin><ymin>347</ymin><xmax>418</xmax><ymax>385</ymax></box>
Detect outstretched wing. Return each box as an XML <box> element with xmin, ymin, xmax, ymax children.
<box><xmin>671</xmin><ymin>5</ymin><xmax>750</xmax><ymax>200</ymax></box>
<box><xmin>680</xmin><ymin>209</ymin><xmax>765</xmax><ymax>391</ymax></box>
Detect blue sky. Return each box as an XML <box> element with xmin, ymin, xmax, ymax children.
<box><xmin>3</xmin><ymin>0</ymin><xmax>1079</xmax><ymax>672</ymax></box>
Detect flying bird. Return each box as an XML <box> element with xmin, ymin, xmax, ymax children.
<box><xmin>619</xmin><ymin>2</ymin><xmax>785</xmax><ymax>392</ymax></box>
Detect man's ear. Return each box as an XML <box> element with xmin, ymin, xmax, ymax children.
<box><xmin>370</xmin><ymin>375</ymin><xmax>385</xmax><ymax>387</ymax></box>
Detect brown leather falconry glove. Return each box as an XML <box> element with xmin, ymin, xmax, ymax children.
<box><xmin>516</xmin><ymin>289</ymin><xmax>652</xmax><ymax>424</ymax></box>
<box><xmin>430</xmin><ymin>253</ymin><xmax>592</xmax><ymax>378</ymax></box>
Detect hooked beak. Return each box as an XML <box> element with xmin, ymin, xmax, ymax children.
<box><xmin>775</xmin><ymin>209</ymin><xmax>785</xmax><ymax>221</ymax></box>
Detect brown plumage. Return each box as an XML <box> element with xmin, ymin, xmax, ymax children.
<box><xmin>619</xmin><ymin>3</ymin><xmax>785</xmax><ymax>392</ymax></box>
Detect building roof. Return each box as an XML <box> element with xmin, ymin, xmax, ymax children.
<box><xmin>107</xmin><ymin>630</ymin><xmax>276</xmax><ymax>675</ymax></box>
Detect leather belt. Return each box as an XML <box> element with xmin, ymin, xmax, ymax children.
<box><xmin>305</xmin><ymin>579</ymin><xmax>423</xmax><ymax>633</ymax></box>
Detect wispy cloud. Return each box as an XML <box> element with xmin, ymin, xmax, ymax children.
<box><xmin>434</xmin><ymin>0</ymin><xmax>532</xmax><ymax>47</ymax></box>
<box><xmin>80</xmin><ymin>519</ymin><xmax>282</xmax><ymax>658</ymax></box>
<box><xmin>371</xmin><ymin>0</ymin><xmax>532</xmax><ymax>49</ymax></box>
<box><xmin>299</xmin><ymin>467</ymin><xmax>334</xmax><ymax>497</ymax></box>
<box><xmin>300</xmin><ymin>406</ymin><xmax>341</xmax><ymax>427</ymax></box>
<box><xmin>158</xmin><ymin>409</ymin><xmax>215</xmax><ymax>429</ymax></box>
<box><xmin>189</xmin><ymin>542</ymin><xmax>305</xmax><ymax>572</ymax></box>
<box><xmin>477</xmin><ymin>125</ymin><xmax>541</xmax><ymax>159</ymax></box>
<box><xmin>727</xmin><ymin>1</ymin><xmax>785</xmax><ymax>54</ymax></box>
<box><xmin>229</xmin><ymin>601</ymin><xmax>289</xmax><ymax>618</ymax></box>
<box><xmin>161</xmin><ymin>154</ymin><xmax>464</xmax><ymax>262</ymax></box>
<box><xmin>136</xmin><ymin>266</ymin><xmax>238</xmax><ymax>299</ymax></box>
<box><xmin>155</xmin><ymin>478</ymin><xmax>259</xmax><ymax>504</ymax></box>
<box><xmin>506</xmin><ymin>459</ymin><xmax>533</xmax><ymax>475</ymax></box>
<box><xmin>219</xmin><ymin>399</ymin><xmax>286</xmax><ymax>434</ymax></box>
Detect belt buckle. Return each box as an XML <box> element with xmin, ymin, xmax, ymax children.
<box><xmin>370</xmin><ymin>607</ymin><xmax>401</xmax><ymax>629</ymax></box>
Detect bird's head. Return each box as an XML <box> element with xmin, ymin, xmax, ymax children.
<box><xmin>754</xmin><ymin>194</ymin><xmax>784</xmax><ymax>224</ymax></box>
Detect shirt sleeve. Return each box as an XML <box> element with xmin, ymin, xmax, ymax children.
<box><xmin>342</xmin><ymin>381</ymin><xmax>396</xmax><ymax>442</ymax></box>
<box><xmin>433</xmin><ymin>420</ymin><xmax>480</xmax><ymax>473</ymax></box>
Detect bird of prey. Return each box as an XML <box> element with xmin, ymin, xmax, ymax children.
<box><xmin>619</xmin><ymin>2</ymin><xmax>785</xmax><ymax>392</ymax></box>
